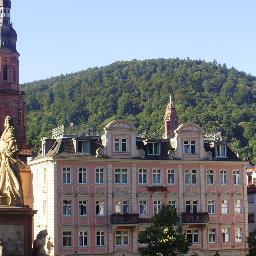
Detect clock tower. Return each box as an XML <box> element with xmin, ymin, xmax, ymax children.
<box><xmin>0</xmin><ymin>0</ymin><xmax>27</xmax><ymax>153</ymax></box>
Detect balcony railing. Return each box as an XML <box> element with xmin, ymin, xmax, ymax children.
<box><xmin>181</xmin><ymin>212</ymin><xmax>209</xmax><ymax>224</ymax></box>
<box><xmin>110</xmin><ymin>213</ymin><xmax>139</xmax><ymax>225</ymax></box>
<box><xmin>139</xmin><ymin>218</ymin><xmax>153</xmax><ymax>223</ymax></box>
<box><xmin>147</xmin><ymin>186</ymin><xmax>167</xmax><ymax>192</ymax></box>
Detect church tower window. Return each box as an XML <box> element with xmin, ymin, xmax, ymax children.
<box><xmin>3</xmin><ymin>65</ymin><xmax>8</xmax><ymax>81</ymax></box>
<box><xmin>13</xmin><ymin>67</ymin><xmax>16</xmax><ymax>82</ymax></box>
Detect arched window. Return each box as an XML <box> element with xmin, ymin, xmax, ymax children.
<box><xmin>3</xmin><ymin>65</ymin><xmax>8</xmax><ymax>81</ymax></box>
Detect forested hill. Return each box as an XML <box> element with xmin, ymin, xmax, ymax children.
<box><xmin>23</xmin><ymin>58</ymin><xmax>256</xmax><ymax>163</ymax></box>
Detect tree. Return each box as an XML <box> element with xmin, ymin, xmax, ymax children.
<box><xmin>138</xmin><ymin>205</ymin><xmax>190</xmax><ymax>256</ymax></box>
<box><xmin>247</xmin><ymin>230</ymin><xmax>256</xmax><ymax>256</ymax></box>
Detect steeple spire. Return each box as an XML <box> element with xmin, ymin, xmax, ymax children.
<box><xmin>163</xmin><ymin>94</ymin><xmax>179</xmax><ymax>139</ymax></box>
<box><xmin>0</xmin><ymin>0</ymin><xmax>17</xmax><ymax>52</ymax></box>
<box><xmin>0</xmin><ymin>0</ymin><xmax>11</xmax><ymax>25</ymax></box>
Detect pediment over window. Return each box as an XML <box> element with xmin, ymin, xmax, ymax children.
<box><xmin>175</xmin><ymin>122</ymin><xmax>205</xmax><ymax>134</ymax></box>
<box><xmin>137</xmin><ymin>192</ymin><xmax>148</xmax><ymax>197</ymax></box>
<box><xmin>105</xmin><ymin>119</ymin><xmax>136</xmax><ymax>131</ymax></box>
<box><xmin>114</xmin><ymin>190</ymin><xmax>129</xmax><ymax>197</ymax></box>
<box><xmin>167</xmin><ymin>192</ymin><xmax>178</xmax><ymax>197</ymax></box>
<box><xmin>152</xmin><ymin>192</ymin><xmax>164</xmax><ymax>197</ymax></box>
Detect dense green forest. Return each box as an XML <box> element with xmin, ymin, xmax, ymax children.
<box><xmin>23</xmin><ymin>58</ymin><xmax>256</xmax><ymax>163</ymax></box>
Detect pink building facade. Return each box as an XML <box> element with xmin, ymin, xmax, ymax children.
<box><xmin>29</xmin><ymin>101</ymin><xmax>249</xmax><ymax>256</ymax></box>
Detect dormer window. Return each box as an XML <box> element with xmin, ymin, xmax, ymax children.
<box><xmin>77</xmin><ymin>141</ymin><xmax>91</xmax><ymax>154</ymax></box>
<box><xmin>215</xmin><ymin>144</ymin><xmax>227</xmax><ymax>158</ymax></box>
<box><xmin>148</xmin><ymin>142</ymin><xmax>160</xmax><ymax>155</ymax></box>
<box><xmin>114</xmin><ymin>138</ymin><xmax>127</xmax><ymax>152</ymax></box>
<box><xmin>183</xmin><ymin>140</ymin><xmax>196</xmax><ymax>154</ymax></box>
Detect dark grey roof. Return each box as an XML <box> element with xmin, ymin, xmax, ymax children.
<box><xmin>0</xmin><ymin>0</ymin><xmax>11</xmax><ymax>8</ymax></box>
<box><xmin>0</xmin><ymin>24</ymin><xmax>17</xmax><ymax>52</ymax></box>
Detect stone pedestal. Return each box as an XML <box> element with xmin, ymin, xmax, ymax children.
<box><xmin>0</xmin><ymin>206</ymin><xmax>36</xmax><ymax>256</ymax></box>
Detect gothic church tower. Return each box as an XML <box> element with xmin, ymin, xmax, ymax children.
<box><xmin>163</xmin><ymin>95</ymin><xmax>179</xmax><ymax>139</ymax></box>
<box><xmin>0</xmin><ymin>0</ymin><xmax>26</xmax><ymax>151</ymax></box>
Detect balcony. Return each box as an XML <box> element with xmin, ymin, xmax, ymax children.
<box><xmin>110</xmin><ymin>213</ymin><xmax>139</xmax><ymax>225</ymax></box>
<box><xmin>147</xmin><ymin>186</ymin><xmax>167</xmax><ymax>192</ymax></box>
<box><xmin>181</xmin><ymin>212</ymin><xmax>209</xmax><ymax>224</ymax></box>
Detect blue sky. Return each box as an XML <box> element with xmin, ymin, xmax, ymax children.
<box><xmin>12</xmin><ymin>0</ymin><xmax>256</xmax><ymax>83</ymax></box>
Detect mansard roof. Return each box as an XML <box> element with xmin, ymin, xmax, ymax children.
<box><xmin>34</xmin><ymin>120</ymin><xmax>240</xmax><ymax>162</ymax></box>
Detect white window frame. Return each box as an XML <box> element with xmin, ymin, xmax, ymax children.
<box><xmin>220</xmin><ymin>170</ymin><xmax>227</xmax><ymax>185</ymax></box>
<box><xmin>78</xmin><ymin>168</ymin><xmax>87</xmax><ymax>184</ymax></box>
<box><xmin>208</xmin><ymin>228</ymin><xmax>216</xmax><ymax>243</ymax></box>
<box><xmin>79</xmin><ymin>231</ymin><xmax>88</xmax><ymax>247</ymax></box>
<box><xmin>152</xmin><ymin>169</ymin><xmax>161</xmax><ymax>184</ymax></box>
<box><xmin>63</xmin><ymin>231</ymin><xmax>72</xmax><ymax>247</ymax></box>
<box><xmin>138</xmin><ymin>169</ymin><xmax>147</xmax><ymax>184</ymax></box>
<box><xmin>221</xmin><ymin>199</ymin><xmax>228</xmax><ymax>214</ymax></box>
<box><xmin>115</xmin><ymin>169</ymin><xmax>128</xmax><ymax>184</ymax></box>
<box><xmin>185</xmin><ymin>200</ymin><xmax>198</xmax><ymax>214</ymax></box>
<box><xmin>153</xmin><ymin>200</ymin><xmax>162</xmax><ymax>214</ymax></box>
<box><xmin>184</xmin><ymin>169</ymin><xmax>197</xmax><ymax>185</ymax></box>
<box><xmin>63</xmin><ymin>200</ymin><xmax>72</xmax><ymax>216</ymax></box>
<box><xmin>148</xmin><ymin>142</ymin><xmax>160</xmax><ymax>155</ymax></box>
<box><xmin>77</xmin><ymin>140</ymin><xmax>91</xmax><ymax>154</ymax></box>
<box><xmin>115</xmin><ymin>231</ymin><xmax>129</xmax><ymax>246</ymax></box>
<box><xmin>234</xmin><ymin>199</ymin><xmax>241</xmax><ymax>214</ymax></box>
<box><xmin>63</xmin><ymin>167</ymin><xmax>71</xmax><ymax>184</ymax></box>
<box><xmin>183</xmin><ymin>140</ymin><xmax>196</xmax><ymax>154</ymax></box>
<box><xmin>168</xmin><ymin>200</ymin><xmax>177</xmax><ymax>209</ymax></box>
<box><xmin>222</xmin><ymin>227</ymin><xmax>230</xmax><ymax>243</ymax></box>
<box><xmin>235</xmin><ymin>227</ymin><xmax>242</xmax><ymax>242</ymax></box>
<box><xmin>216</xmin><ymin>144</ymin><xmax>227</xmax><ymax>158</ymax></box>
<box><xmin>114</xmin><ymin>138</ymin><xmax>128</xmax><ymax>152</ymax></box>
<box><xmin>186</xmin><ymin>229</ymin><xmax>199</xmax><ymax>244</ymax></box>
<box><xmin>95</xmin><ymin>168</ymin><xmax>104</xmax><ymax>184</ymax></box>
<box><xmin>207</xmin><ymin>170</ymin><xmax>214</xmax><ymax>185</ymax></box>
<box><xmin>139</xmin><ymin>200</ymin><xmax>148</xmax><ymax>215</ymax></box>
<box><xmin>78</xmin><ymin>200</ymin><xmax>87</xmax><ymax>216</ymax></box>
<box><xmin>96</xmin><ymin>231</ymin><xmax>105</xmax><ymax>246</ymax></box>
<box><xmin>96</xmin><ymin>200</ymin><xmax>104</xmax><ymax>216</ymax></box>
<box><xmin>233</xmin><ymin>170</ymin><xmax>240</xmax><ymax>185</ymax></box>
<box><xmin>167</xmin><ymin>169</ymin><xmax>175</xmax><ymax>184</ymax></box>
<box><xmin>208</xmin><ymin>200</ymin><xmax>215</xmax><ymax>214</ymax></box>
<box><xmin>115</xmin><ymin>200</ymin><xmax>129</xmax><ymax>214</ymax></box>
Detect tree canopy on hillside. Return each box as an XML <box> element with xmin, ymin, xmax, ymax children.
<box><xmin>23</xmin><ymin>58</ymin><xmax>256</xmax><ymax>163</ymax></box>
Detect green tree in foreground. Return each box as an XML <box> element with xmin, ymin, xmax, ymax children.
<box><xmin>138</xmin><ymin>204</ymin><xmax>190</xmax><ymax>256</ymax></box>
<box><xmin>247</xmin><ymin>230</ymin><xmax>256</xmax><ymax>256</ymax></box>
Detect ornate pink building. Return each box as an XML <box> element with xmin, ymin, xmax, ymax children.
<box><xmin>29</xmin><ymin>99</ymin><xmax>249</xmax><ymax>256</ymax></box>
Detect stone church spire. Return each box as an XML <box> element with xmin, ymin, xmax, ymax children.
<box><xmin>163</xmin><ymin>94</ymin><xmax>179</xmax><ymax>139</ymax></box>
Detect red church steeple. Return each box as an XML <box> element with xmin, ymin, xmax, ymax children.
<box><xmin>163</xmin><ymin>95</ymin><xmax>179</xmax><ymax>139</ymax></box>
<box><xmin>0</xmin><ymin>0</ymin><xmax>27</xmax><ymax>153</ymax></box>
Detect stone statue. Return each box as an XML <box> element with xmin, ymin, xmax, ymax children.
<box><xmin>0</xmin><ymin>116</ymin><xmax>24</xmax><ymax>206</ymax></box>
<box><xmin>32</xmin><ymin>230</ymin><xmax>48</xmax><ymax>256</ymax></box>
<box><xmin>46</xmin><ymin>237</ymin><xmax>54</xmax><ymax>255</ymax></box>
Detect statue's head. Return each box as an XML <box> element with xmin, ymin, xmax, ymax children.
<box><xmin>37</xmin><ymin>229</ymin><xmax>48</xmax><ymax>239</ymax></box>
<box><xmin>4</xmin><ymin>116</ymin><xmax>14</xmax><ymax>128</ymax></box>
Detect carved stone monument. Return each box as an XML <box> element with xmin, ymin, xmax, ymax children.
<box><xmin>31</xmin><ymin>230</ymin><xmax>48</xmax><ymax>256</ymax></box>
<box><xmin>0</xmin><ymin>116</ymin><xmax>35</xmax><ymax>256</ymax></box>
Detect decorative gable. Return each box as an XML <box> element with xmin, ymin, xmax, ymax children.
<box><xmin>105</xmin><ymin>120</ymin><xmax>136</xmax><ymax>131</ymax></box>
<box><xmin>176</xmin><ymin>122</ymin><xmax>205</xmax><ymax>134</ymax></box>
